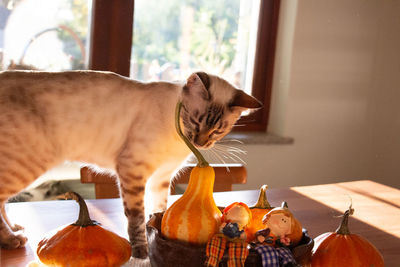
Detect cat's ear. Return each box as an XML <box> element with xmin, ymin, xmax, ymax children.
<box><xmin>182</xmin><ymin>72</ymin><xmax>210</xmax><ymax>111</ymax></box>
<box><xmin>230</xmin><ymin>89</ymin><xmax>263</xmax><ymax>112</ymax></box>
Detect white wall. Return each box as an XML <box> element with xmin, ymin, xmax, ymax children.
<box><xmin>235</xmin><ymin>0</ymin><xmax>400</xmax><ymax>190</ymax></box>
<box><xmin>36</xmin><ymin>0</ymin><xmax>400</xmax><ymax>192</ymax></box>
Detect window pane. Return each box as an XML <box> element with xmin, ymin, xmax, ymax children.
<box><xmin>130</xmin><ymin>0</ymin><xmax>260</xmax><ymax>95</ymax></box>
<box><xmin>0</xmin><ymin>0</ymin><xmax>90</xmax><ymax>71</ymax></box>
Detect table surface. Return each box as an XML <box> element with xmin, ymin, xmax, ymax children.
<box><xmin>1</xmin><ymin>180</ymin><xmax>399</xmax><ymax>267</ymax></box>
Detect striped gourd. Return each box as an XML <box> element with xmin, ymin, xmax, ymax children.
<box><xmin>161</xmin><ymin>165</ymin><xmax>221</xmax><ymax>244</ymax></box>
<box><xmin>161</xmin><ymin>102</ymin><xmax>222</xmax><ymax>244</ymax></box>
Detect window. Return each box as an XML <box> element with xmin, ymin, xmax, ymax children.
<box><xmin>0</xmin><ymin>0</ymin><xmax>89</xmax><ymax>71</ymax></box>
<box><xmin>130</xmin><ymin>0</ymin><xmax>260</xmax><ymax>96</ymax></box>
<box><xmin>91</xmin><ymin>0</ymin><xmax>280</xmax><ymax>132</ymax></box>
<box><xmin>1</xmin><ymin>0</ymin><xmax>280</xmax><ymax>132</ymax></box>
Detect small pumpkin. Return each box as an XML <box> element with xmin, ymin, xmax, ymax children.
<box><xmin>161</xmin><ymin>102</ymin><xmax>222</xmax><ymax>244</ymax></box>
<box><xmin>244</xmin><ymin>184</ymin><xmax>273</xmax><ymax>242</ymax></box>
<box><xmin>37</xmin><ymin>192</ymin><xmax>131</xmax><ymax>267</ymax></box>
<box><xmin>263</xmin><ymin>202</ymin><xmax>303</xmax><ymax>246</ymax></box>
<box><xmin>311</xmin><ymin>206</ymin><xmax>384</xmax><ymax>267</ymax></box>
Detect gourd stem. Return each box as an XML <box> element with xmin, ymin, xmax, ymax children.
<box><xmin>175</xmin><ymin>102</ymin><xmax>209</xmax><ymax>167</ymax></box>
<box><xmin>335</xmin><ymin>207</ymin><xmax>354</xmax><ymax>235</ymax></box>
<box><xmin>253</xmin><ymin>185</ymin><xmax>272</xmax><ymax>209</ymax></box>
<box><xmin>65</xmin><ymin>192</ymin><xmax>96</xmax><ymax>227</ymax></box>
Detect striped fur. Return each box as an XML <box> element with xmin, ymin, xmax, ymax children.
<box><xmin>0</xmin><ymin>70</ymin><xmax>260</xmax><ymax>258</ymax></box>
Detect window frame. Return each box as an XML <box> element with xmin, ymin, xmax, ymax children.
<box><xmin>89</xmin><ymin>0</ymin><xmax>280</xmax><ymax>132</ymax></box>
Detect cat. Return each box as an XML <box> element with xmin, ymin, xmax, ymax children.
<box><xmin>0</xmin><ymin>70</ymin><xmax>261</xmax><ymax>260</ymax></box>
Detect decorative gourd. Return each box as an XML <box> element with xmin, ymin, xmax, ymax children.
<box><xmin>37</xmin><ymin>192</ymin><xmax>131</xmax><ymax>267</ymax></box>
<box><xmin>311</xmin><ymin>206</ymin><xmax>384</xmax><ymax>267</ymax></box>
<box><xmin>161</xmin><ymin>102</ymin><xmax>222</xmax><ymax>244</ymax></box>
<box><xmin>245</xmin><ymin>185</ymin><xmax>273</xmax><ymax>242</ymax></box>
<box><xmin>264</xmin><ymin>202</ymin><xmax>303</xmax><ymax>246</ymax></box>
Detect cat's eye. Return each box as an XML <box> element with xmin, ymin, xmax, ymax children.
<box><xmin>209</xmin><ymin>130</ymin><xmax>224</xmax><ymax>138</ymax></box>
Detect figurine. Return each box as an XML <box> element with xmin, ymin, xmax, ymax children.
<box><xmin>253</xmin><ymin>203</ymin><xmax>299</xmax><ymax>267</ymax></box>
<box><xmin>205</xmin><ymin>202</ymin><xmax>252</xmax><ymax>267</ymax></box>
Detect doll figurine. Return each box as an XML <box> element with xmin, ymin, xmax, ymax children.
<box><xmin>255</xmin><ymin>209</ymin><xmax>292</xmax><ymax>246</ymax></box>
<box><xmin>205</xmin><ymin>202</ymin><xmax>252</xmax><ymax>267</ymax></box>
<box><xmin>253</xmin><ymin>202</ymin><xmax>299</xmax><ymax>267</ymax></box>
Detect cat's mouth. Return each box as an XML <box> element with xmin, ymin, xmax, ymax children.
<box><xmin>185</xmin><ymin>131</ymin><xmax>215</xmax><ymax>149</ymax></box>
<box><xmin>193</xmin><ymin>140</ymin><xmax>215</xmax><ymax>150</ymax></box>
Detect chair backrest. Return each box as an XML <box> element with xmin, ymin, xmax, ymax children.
<box><xmin>169</xmin><ymin>163</ymin><xmax>247</xmax><ymax>194</ymax></box>
<box><xmin>80</xmin><ymin>164</ymin><xmax>247</xmax><ymax>199</ymax></box>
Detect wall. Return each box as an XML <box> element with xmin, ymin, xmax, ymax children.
<box><xmin>34</xmin><ymin>0</ymin><xmax>400</xmax><ymax>192</ymax></box>
<box><xmin>234</xmin><ymin>0</ymin><xmax>400</xmax><ymax>190</ymax></box>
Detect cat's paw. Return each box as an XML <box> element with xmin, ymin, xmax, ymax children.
<box><xmin>1</xmin><ymin>233</ymin><xmax>27</xmax><ymax>249</ymax></box>
<box><xmin>131</xmin><ymin>244</ymin><xmax>149</xmax><ymax>259</ymax></box>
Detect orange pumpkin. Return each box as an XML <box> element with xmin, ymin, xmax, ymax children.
<box><xmin>263</xmin><ymin>202</ymin><xmax>303</xmax><ymax>246</ymax></box>
<box><xmin>311</xmin><ymin>206</ymin><xmax>384</xmax><ymax>267</ymax></box>
<box><xmin>37</xmin><ymin>192</ymin><xmax>131</xmax><ymax>267</ymax></box>
<box><xmin>161</xmin><ymin>102</ymin><xmax>222</xmax><ymax>244</ymax></box>
<box><xmin>245</xmin><ymin>184</ymin><xmax>273</xmax><ymax>242</ymax></box>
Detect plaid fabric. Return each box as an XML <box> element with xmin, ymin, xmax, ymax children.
<box><xmin>227</xmin><ymin>241</ymin><xmax>249</xmax><ymax>267</ymax></box>
<box><xmin>205</xmin><ymin>235</ymin><xmax>227</xmax><ymax>267</ymax></box>
<box><xmin>254</xmin><ymin>245</ymin><xmax>297</xmax><ymax>267</ymax></box>
<box><xmin>205</xmin><ymin>235</ymin><xmax>249</xmax><ymax>267</ymax></box>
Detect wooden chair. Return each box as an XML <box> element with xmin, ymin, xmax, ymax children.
<box><xmin>80</xmin><ymin>164</ymin><xmax>247</xmax><ymax>199</ymax></box>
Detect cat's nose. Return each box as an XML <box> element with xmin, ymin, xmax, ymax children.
<box><xmin>193</xmin><ymin>134</ymin><xmax>208</xmax><ymax>147</ymax></box>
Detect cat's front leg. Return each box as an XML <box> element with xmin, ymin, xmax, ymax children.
<box><xmin>1</xmin><ymin>204</ymin><xmax>24</xmax><ymax>232</ymax></box>
<box><xmin>117</xmin><ymin>156</ymin><xmax>156</xmax><ymax>259</ymax></box>
<box><xmin>145</xmin><ymin>165</ymin><xmax>177</xmax><ymax>215</ymax></box>
<box><xmin>0</xmin><ymin>203</ymin><xmax>27</xmax><ymax>249</ymax></box>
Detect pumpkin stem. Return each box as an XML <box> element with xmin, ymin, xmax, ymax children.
<box><xmin>175</xmin><ymin>102</ymin><xmax>209</xmax><ymax>167</ymax></box>
<box><xmin>335</xmin><ymin>205</ymin><xmax>354</xmax><ymax>235</ymax></box>
<box><xmin>65</xmin><ymin>192</ymin><xmax>97</xmax><ymax>227</ymax></box>
<box><xmin>253</xmin><ymin>185</ymin><xmax>272</xmax><ymax>209</ymax></box>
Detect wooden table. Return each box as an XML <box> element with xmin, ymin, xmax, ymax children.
<box><xmin>1</xmin><ymin>180</ymin><xmax>399</xmax><ymax>267</ymax></box>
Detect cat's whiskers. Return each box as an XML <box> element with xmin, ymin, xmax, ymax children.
<box><xmin>207</xmin><ymin>143</ymin><xmax>247</xmax><ymax>167</ymax></box>
<box><xmin>210</xmin><ymin>149</ymin><xmax>230</xmax><ymax>171</ymax></box>
<box><xmin>213</xmin><ymin>150</ymin><xmax>243</xmax><ymax>163</ymax></box>
<box><xmin>214</xmin><ymin>144</ymin><xmax>246</xmax><ymax>155</ymax></box>
<box><xmin>225</xmin><ymin>150</ymin><xmax>247</xmax><ymax>165</ymax></box>
<box><xmin>200</xmin><ymin>149</ymin><xmax>218</xmax><ymax>165</ymax></box>
<box><xmin>218</xmin><ymin>138</ymin><xmax>244</xmax><ymax>144</ymax></box>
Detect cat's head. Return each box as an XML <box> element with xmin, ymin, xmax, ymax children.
<box><xmin>180</xmin><ymin>72</ymin><xmax>262</xmax><ymax>149</ymax></box>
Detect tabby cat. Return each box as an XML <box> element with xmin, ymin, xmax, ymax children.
<box><xmin>0</xmin><ymin>70</ymin><xmax>261</xmax><ymax>260</ymax></box>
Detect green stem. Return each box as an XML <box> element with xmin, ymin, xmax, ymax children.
<box><xmin>175</xmin><ymin>102</ymin><xmax>209</xmax><ymax>167</ymax></box>
<box><xmin>65</xmin><ymin>192</ymin><xmax>97</xmax><ymax>227</ymax></box>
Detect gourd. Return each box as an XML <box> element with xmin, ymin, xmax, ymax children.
<box><xmin>265</xmin><ymin>202</ymin><xmax>303</xmax><ymax>246</ymax></box>
<box><xmin>161</xmin><ymin>102</ymin><xmax>222</xmax><ymax>244</ymax></box>
<box><xmin>244</xmin><ymin>184</ymin><xmax>273</xmax><ymax>242</ymax></box>
<box><xmin>311</xmin><ymin>206</ymin><xmax>384</xmax><ymax>267</ymax></box>
<box><xmin>37</xmin><ymin>192</ymin><xmax>131</xmax><ymax>267</ymax></box>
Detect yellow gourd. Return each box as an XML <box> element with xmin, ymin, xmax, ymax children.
<box><xmin>245</xmin><ymin>185</ymin><xmax>273</xmax><ymax>242</ymax></box>
<box><xmin>161</xmin><ymin>102</ymin><xmax>222</xmax><ymax>244</ymax></box>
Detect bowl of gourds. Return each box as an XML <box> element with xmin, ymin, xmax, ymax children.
<box><xmin>146</xmin><ymin>183</ymin><xmax>314</xmax><ymax>267</ymax></box>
